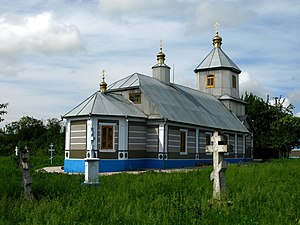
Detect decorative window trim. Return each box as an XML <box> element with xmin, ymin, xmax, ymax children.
<box><xmin>180</xmin><ymin>129</ymin><xmax>188</xmax><ymax>155</ymax></box>
<box><xmin>206</xmin><ymin>74</ymin><xmax>215</xmax><ymax>88</ymax></box>
<box><xmin>98</xmin><ymin>123</ymin><xmax>116</xmax><ymax>152</ymax></box>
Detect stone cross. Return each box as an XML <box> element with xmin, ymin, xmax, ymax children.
<box><xmin>15</xmin><ymin>146</ymin><xmax>18</xmax><ymax>156</ymax></box>
<box><xmin>21</xmin><ymin>147</ymin><xmax>33</xmax><ymax>199</ymax></box>
<box><xmin>49</xmin><ymin>143</ymin><xmax>55</xmax><ymax>164</ymax></box>
<box><xmin>206</xmin><ymin>131</ymin><xmax>232</xmax><ymax>200</ymax></box>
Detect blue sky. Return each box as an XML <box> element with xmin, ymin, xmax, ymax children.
<box><xmin>0</xmin><ymin>0</ymin><xmax>300</xmax><ymax>127</ymax></box>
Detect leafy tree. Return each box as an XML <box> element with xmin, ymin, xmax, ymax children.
<box><xmin>0</xmin><ymin>102</ymin><xmax>8</xmax><ymax>122</ymax></box>
<box><xmin>0</xmin><ymin>116</ymin><xmax>65</xmax><ymax>156</ymax></box>
<box><xmin>243</xmin><ymin>92</ymin><xmax>299</xmax><ymax>158</ymax></box>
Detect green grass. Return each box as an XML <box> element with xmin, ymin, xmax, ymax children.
<box><xmin>0</xmin><ymin>156</ymin><xmax>299</xmax><ymax>225</ymax></box>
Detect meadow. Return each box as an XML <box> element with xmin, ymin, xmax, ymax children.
<box><xmin>0</xmin><ymin>156</ymin><xmax>299</xmax><ymax>225</ymax></box>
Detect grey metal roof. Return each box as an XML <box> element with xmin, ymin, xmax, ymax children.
<box><xmin>194</xmin><ymin>47</ymin><xmax>241</xmax><ymax>74</ymax></box>
<box><xmin>65</xmin><ymin>72</ymin><xmax>248</xmax><ymax>133</ymax></box>
<box><xmin>63</xmin><ymin>91</ymin><xmax>147</xmax><ymax>118</ymax></box>
<box><xmin>108</xmin><ymin>74</ymin><xmax>140</xmax><ymax>90</ymax></box>
<box><xmin>135</xmin><ymin>74</ymin><xmax>248</xmax><ymax>133</ymax></box>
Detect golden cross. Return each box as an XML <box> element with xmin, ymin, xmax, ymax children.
<box><xmin>214</xmin><ymin>21</ymin><xmax>220</xmax><ymax>33</ymax></box>
<box><xmin>160</xmin><ymin>39</ymin><xmax>163</xmax><ymax>51</ymax></box>
<box><xmin>102</xmin><ymin>69</ymin><xmax>105</xmax><ymax>81</ymax></box>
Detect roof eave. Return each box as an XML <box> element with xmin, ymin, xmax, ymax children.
<box><xmin>194</xmin><ymin>66</ymin><xmax>241</xmax><ymax>74</ymax></box>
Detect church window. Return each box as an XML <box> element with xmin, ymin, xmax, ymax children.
<box><xmin>180</xmin><ymin>129</ymin><xmax>188</xmax><ymax>154</ymax></box>
<box><xmin>206</xmin><ymin>133</ymin><xmax>212</xmax><ymax>146</ymax></box>
<box><xmin>100</xmin><ymin>125</ymin><xmax>114</xmax><ymax>150</ymax></box>
<box><xmin>129</xmin><ymin>93</ymin><xmax>141</xmax><ymax>104</ymax></box>
<box><xmin>206</xmin><ymin>75</ymin><xmax>215</xmax><ymax>88</ymax></box>
<box><xmin>232</xmin><ymin>75</ymin><xmax>237</xmax><ymax>89</ymax></box>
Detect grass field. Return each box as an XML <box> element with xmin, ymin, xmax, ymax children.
<box><xmin>0</xmin><ymin>156</ymin><xmax>299</xmax><ymax>225</ymax></box>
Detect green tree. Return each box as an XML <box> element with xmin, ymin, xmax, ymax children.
<box><xmin>0</xmin><ymin>102</ymin><xmax>8</xmax><ymax>122</ymax></box>
<box><xmin>243</xmin><ymin>92</ymin><xmax>299</xmax><ymax>158</ymax></box>
<box><xmin>0</xmin><ymin>116</ymin><xmax>65</xmax><ymax>156</ymax></box>
<box><xmin>44</xmin><ymin>118</ymin><xmax>65</xmax><ymax>155</ymax></box>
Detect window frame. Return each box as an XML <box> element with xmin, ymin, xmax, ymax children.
<box><xmin>129</xmin><ymin>92</ymin><xmax>142</xmax><ymax>104</ymax></box>
<box><xmin>232</xmin><ymin>75</ymin><xmax>237</xmax><ymax>89</ymax></box>
<box><xmin>99</xmin><ymin>123</ymin><xmax>116</xmax><ymax>152</ymax></box>
<box><xmin>206</xmin><ymin>74</ymin><xmax>215</xmax><ymax>88</ymax></box>
<box><xmin>180</xmin><ymin>129</ymin><xmax>188</xmax><ymax>155</ymax></box>
<box><xmin>205</xmin><ymin>132</ymin><xmax>212</xmax><ymax>155</ymax></box>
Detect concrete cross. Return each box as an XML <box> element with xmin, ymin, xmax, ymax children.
<box><xmin>49</xmin><ymin>143</ymin><xmax>55</xmax><ymax>164</ymax></box>
<box><xmin>15</xmin><ymin>146</ymin><xmax>18</xmax><ymax>156</ymax></box>
<box><xmin>206</xmin><ymin>131</ymin><xmax>232</xmax><ymax>200</ymax></box>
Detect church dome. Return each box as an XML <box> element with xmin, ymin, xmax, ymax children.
<box><xmin>213</xmin><ymin>32</ymin><xmax>222</xmax><ymax>48</ymax></box>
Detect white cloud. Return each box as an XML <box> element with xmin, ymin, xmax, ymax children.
<box><xmin>0</xmin><ymin>12</ymin><xmax>83</xmax><ymax>56</ymax></box>
<box><xmin>189</xmin><ymin>1</ymin><xmax>255</xmax><ymax>33</ymax></box>
<box><xmin>99</xmin><ymin>0</ymin><xmax>185</xmax><ymax>16</ymax></box>
<box><xmin>288</xmin><ymin>90</ymin><xmax>300</xmax><ymax>105</ymax></box>
<box><xmin>239</xmin><ymin>72</ymin><xmax>270</xmax><ymax>99</ymax></box>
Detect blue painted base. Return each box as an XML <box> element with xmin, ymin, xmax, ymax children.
<box><xmin>64</xmin><ymin>158</ymin><xmax>253</xmax><ymax>173</ymax></box>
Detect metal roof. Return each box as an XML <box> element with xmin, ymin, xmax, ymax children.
<box><xmin>194</xmin><ymin>47</ymin><xmax>241</xmax><ymax>74</ymax></box>
<box><xmin>65</xmin><ymin>73</ymin><xmax>248</xmax><ymax>133</ymax></box>
<box><xmin>63</xmin><ymin>91</ymin><xmax>147</xmax><ymax>118</ymax></box>
<box><xmin>108</xmin><ymin>73</ymin><xmax>248</xmax><ymax>133</ymax></box>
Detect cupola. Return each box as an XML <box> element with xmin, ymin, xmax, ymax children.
<box><xmin>152</xmin><ymin>40</ymin><xmax>171</xmax><ymax>84</ymax></box>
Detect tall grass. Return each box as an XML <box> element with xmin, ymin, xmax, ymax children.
<box><xmin>0</xmin><ymin>157</ymin><xmax>299</xmax><ymax>225</ymax></box>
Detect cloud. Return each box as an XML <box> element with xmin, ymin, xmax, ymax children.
<box><xmin>188</xmin><ymin>1</ymin><xmax>255</xmax><ymax>33</ymax></box>
<box><xmin>0</xmin><ymin>12</ymin><xmax>83</xmax><ymax>56</ymax></box>
<box><xmin>98</xmin><ymin>0</ymin><xmax>185</xmax><ymax>16</ymax></box>
<box><xmin>288</xmin><ymin>90</ymin><xmax>300</xmax><ymax>106</ymax></box>
<box><xmin>239</xmin><ymin>72</ymin><xmax>270</xmax><ymax>99</ymax></box>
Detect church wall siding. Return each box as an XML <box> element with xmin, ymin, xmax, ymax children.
<box><xmin>128</xmin><ymin>122</ymin><xmax>147</xmax><ymax>157</ymax></box>
<box><xmin>146</xmin><ymin>125</ymin><xmax>159</xmax><ymax>152</ymax></box>
<box><xmin>167</xmin><ymin>125</ymin><xmax>196</xmax><ymax>159</ymax></box>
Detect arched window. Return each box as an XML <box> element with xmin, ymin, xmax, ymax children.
<box><xmin>206</xmin><ymin>75</ymin><xmax>215</xmax><ymax>88</ymax></box>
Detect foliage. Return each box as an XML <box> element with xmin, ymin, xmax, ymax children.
<box><xmin>0</xmin><ymin>102</ymin><xmax>8</xmax><ymax>122</ymax></box>
<box><xmin>0</xmin><ymin>156</ymin><xmax>300</xmax><ymax>224</ymax></box>
<box><xmin>0</xmin><ymin>116</ymin><xmax>64</xmax><ymax>156</ymax></box>
<box><xmin>242</xmin><ymin>92</ymin><xmax>300</xmax><ymax>157</ymax></box>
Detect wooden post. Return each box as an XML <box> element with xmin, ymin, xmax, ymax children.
<box><xmin>206</xmin><ymin>131</ymin><xmax>232</xmax><ymax>200</ymax></box>
<box><xmin>21</xmin><ymin>147</ymin><xmax>33</xmax><ymax>199</ymax></box>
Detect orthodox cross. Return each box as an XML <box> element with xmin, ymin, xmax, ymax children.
<box><xmin>206</xmin><ymin>131</ymin><xmax>232</xmax><ymax>200</ymax></box>
<box><xmin>102</xmin><ymin>69</ymin><xmax>106</xmax><ymax>81</ymax></box>
<box><xmin>214</xmin><ymin>21</ymin><xmax>220</xmax><ymax>34</ymax></box>
<box><xmin>49</xmin><ymin>143</ymin><xmax>55</xmax><ymax>164</ymax></box>
<box><xmin>15</xmin><ymin>146</ymin><xmax>19</xmax><ymax>156</ymax></box>
<box><xmin>160</xmin><ymin>39</ymin><xmax>163</xmax><ymax>51</ymax></box>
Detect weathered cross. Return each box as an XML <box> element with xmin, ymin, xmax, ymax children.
<box><xmin>49</xmin><ymin>143</ymin><xmax>55</xmax><ymax>164</ymax></box>
<box><xmin>206</xmin><ymin>131</ymin><xmax>232</xmax><ymax>200</ymax></box>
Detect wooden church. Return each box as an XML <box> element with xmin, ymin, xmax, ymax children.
<box><xmin>63</xmin><ymin>32</ymin><xmax>253</xmax><ymax>173</ymax></box>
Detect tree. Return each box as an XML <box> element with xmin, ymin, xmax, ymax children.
<box><xmin>0</xmin><ymin>102</ymin><xmax>8</xmax><ymax>122</ymax></box>
<box><xmin>270</xmin><ymin>114</ymin><xmax>300</xmax><ymax>157</ymax></box>
<box><xmin>0</xmin><ymin>116</ymin><xmax>65</xmax><ymax>156</ymax></box>
<box><xmin>242</xmin><ymin>92</ymin><xmax>299</xmax><ymax>158</ymax></box>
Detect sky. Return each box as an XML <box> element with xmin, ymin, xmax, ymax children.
<box><xmin>0</xmin><ymin>0</ymin><xmax>300</xmax><ymax>127</ymax></box>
